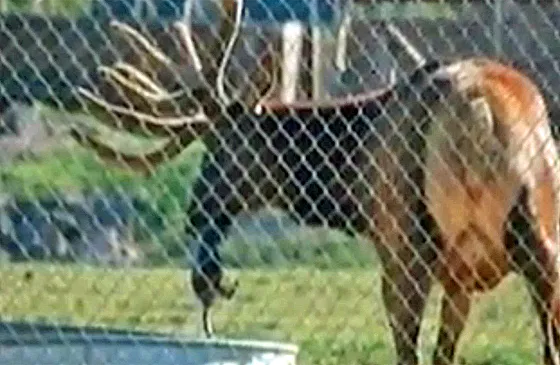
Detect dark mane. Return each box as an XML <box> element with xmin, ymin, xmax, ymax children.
<box><xmin>254</xmin><ymin>59</ymin><xmax>447</xmax><ymax>121</ymax></box>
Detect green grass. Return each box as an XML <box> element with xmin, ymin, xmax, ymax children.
<box><xmin>0</xmin><ymin>263</ymin><xmax>543</xmax><ymax>365</ymax></box>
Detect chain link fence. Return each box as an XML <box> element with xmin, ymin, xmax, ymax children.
<box><xmin>1</xmin><ymin>0</ymin><xmax>560</xmax><ymax>364</ymax></box>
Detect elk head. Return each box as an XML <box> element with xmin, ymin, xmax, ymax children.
<box><xmin>71</xmin><ymin>2</ymin><xmax>278</xmax><ymax>174</ymax></box>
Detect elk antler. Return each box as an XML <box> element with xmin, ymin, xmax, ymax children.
<box><xmin>77</xmin><ymin>20</ymin><xmax>218</xmax><ymax>136</ymax></box>
<box><xmin>70</xmin><ymin>21</ymin><xmax>219</xmax><ymax>174</ymax></box>
<box><xmin>80</xmin><ymin>0</ymin><xmax>246</xmax><ymax>128</ymax></box>
<box><xmin>71</xmin><ymin>1</ymin><xmax>277</xmax><ymax>175</ymax></box>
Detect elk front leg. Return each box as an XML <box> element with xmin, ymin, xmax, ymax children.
<box><xmin>381</xmin><ymin>261</ymin><xmax>432</xmax><ymax>365</ymax></box>
<box><xmin>187</xmin><ymin>206</ymin><xmax>237</xmax><ymax>338</ymax></box>
<box><xmin>433</xmin><ymin>286</ymin><xmax>471</xmax><ymax>365</ymax></box>
<box><xmin>188</xmin><ymin>211</ymin><xmax>238</xmax><ymax>338</ymax></box>
<box><xmin>378</xmin><ymin>204</ymin><xmax>442</xmax><ymax>365</ymax></box>
<box><xmin>186</xmin><ymin>134</ymin><xmax>272</xmax><ymax>337</ymax></box>
<box><xmin>186</xmin><ymin>156</ymin><xmax>240</xmax><ymax>338</ymax></box>
<box><xmin>507</xmin><ymin>186</ymin><xmax>560</xmax><ymax>365</ymax></box>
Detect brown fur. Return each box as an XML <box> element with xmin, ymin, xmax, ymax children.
<box><xmin>408</xmin><ymin>58</ymin><xmax>560</xmax><ymax>365</ymax></box>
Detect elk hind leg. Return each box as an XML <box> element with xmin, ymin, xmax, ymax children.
<box><xmin>186</xmin><ymin>163</ymin><xmax>239</xmax><ymax>338</ymax></box>
<box><xmin>382</xmin><ymin>263</ymin><xmax>432</xmax><ymax>365</ymax></box>
<box><xmin>433</xmin><ymin>284</ymin><xmax>471</xmax><ymax>365</ymax></box>
<box><xmin>188</xmin><ymin>210</ymin><xmax>235</xmax><ymax>338</ymax></box>
<box><xmin>506</xmin><ymin>186</ymin><xmax>560</xmax><ymax>365</ymax></box>
<box><xmin>379</xmin><ymin>207</ymin><xmax>442</xmax><ymax>365</ymax></box>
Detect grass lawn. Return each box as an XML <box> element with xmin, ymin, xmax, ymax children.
<box><xmin>0</xmin><ymin>263</ymin><xmax>543</xmax><ymax>365</ymax></box>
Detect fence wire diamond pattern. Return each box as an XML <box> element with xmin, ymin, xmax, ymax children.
<box><xmin>0</xmin><ymin>1</ymin><xmax>560</xmax><ymax>365</ymax></box>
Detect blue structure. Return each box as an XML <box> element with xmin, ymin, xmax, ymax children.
<box><xmin>88</xmin><ymin>0</ymin><xmax>186</xmax><ymax>21</ymax></box>
<box><xmin>244</xmin><ymin>0</ymin><xmax>345</xmax><ymax>25</ymax></box>
<box><xmin>88</xmin><ymin>0</ymin><xmax>349</xmax><ymax>26</ymax></box>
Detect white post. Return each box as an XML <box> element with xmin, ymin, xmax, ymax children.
<box><xmin>281</xmin><ymin>21</ymin><xmax>304</xmax><ymax>103</ymax></box>
<box><xmin>312</xmin><ymin>26</ymin><xmax>325</xmax><ymax>101</ymax></box>
<box><xmin>311</xmin><ymin>0</ymin><xmax>323</xmax><ymax>101</ymax></box>
<box><xmin>335</xmin><ymin>7</ymin><xmax>352</xmax><ymax>72</ymax></box>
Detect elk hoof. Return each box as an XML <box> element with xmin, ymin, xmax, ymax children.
<box><xmin>215</xmin><ymin>273</ymin><xmax>239</xmax><ymax>300</ymax></box>
<box><xmin>223</xmin><ymin>278</ymin><xmax>239</xmax><ymax>300</ymax></box>
<box><xmin>202</xmin><ymin>308</ymin><xmax>214</xmax><ymax>339</ymax></box>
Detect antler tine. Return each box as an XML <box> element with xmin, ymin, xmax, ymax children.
<box><xmin>78</xmin><ymin>86</ymin><xmax>208</xmax><ymax>137</ymax></box>
<box><xmin>110</xmin><ymin>20</ymin><xmax>174</xmax><ymax>69</ymax></box>
<box><xmin>174</xmin><ymin>0</ymin><xmax>203</xmax><ymax>73</ymax></box>
<box><xmin>97</xmin><ymin>64</ymin><xmax>197</xmax><ymax>108</ymax></box>
<box><xmin>104</xmin><ymin>62</ymin><xmax>171</xmax><ymax>97</ymax></box>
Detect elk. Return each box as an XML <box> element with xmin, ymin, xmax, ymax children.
<box><xmin>67</xmin><ymin>20</ymin><xmax>560</xmax><ymax>365</ymax></box>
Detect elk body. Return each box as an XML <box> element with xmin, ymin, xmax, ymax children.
<box><xmin>69</xmin><ymin>20</ymin><xmax>560</xmax><ymax>364</ymax></box>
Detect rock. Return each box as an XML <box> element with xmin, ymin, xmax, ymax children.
<box><xmin>0</xmin><ymin>191</ymin><xmax>146</xmax><ymax>266</ymax></box>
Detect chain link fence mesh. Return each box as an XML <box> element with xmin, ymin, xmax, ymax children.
<box><xmin>0</xmin><ymin>0</ymin><xmax>560</xmax><ymax>364</ymax></box>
